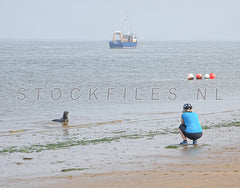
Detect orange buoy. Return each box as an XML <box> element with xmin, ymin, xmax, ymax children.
<box><xmin>196</xmin><ymin>74</ymin><xmax>202</xmax><ymax>80</ymax></box>
<box><xmin>209</xmin><ymin>73</ymin><xmax>216</xmax><ymax>79</ymax></box>
<box><xmin>187</xmin><ymin>73</ymin><xmax>194</xmax><ymax>80</ymax></box>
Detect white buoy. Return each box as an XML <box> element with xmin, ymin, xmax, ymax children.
<box><xmin>187</xmin><ymin>73</ymin><xmax>194</xmax><ymax>80</ymax></box>
<box><xmin>204</xmin><ymin>74</ymin><xmax>210</xmax><ymax>79</ymax></box>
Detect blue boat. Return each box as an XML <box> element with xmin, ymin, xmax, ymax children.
<box><xmin>109</xmin><ymin>31</ymin><xmax>137</xmax><ymax>49</ymax></box>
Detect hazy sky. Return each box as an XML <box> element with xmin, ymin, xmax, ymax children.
<box><xmin>1</xmin><ymin>0</ymin><xmax>240</xmax><ymax>41</ymax></box>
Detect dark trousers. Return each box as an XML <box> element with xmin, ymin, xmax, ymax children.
<box><xmin>179</xmin><ymin>124</ymin><xmax>202</xmax><ymax>141</ymax></box>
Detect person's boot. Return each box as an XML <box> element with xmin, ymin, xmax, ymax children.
<box><xmin>180</xmin><ymin>140</ymin><xmax>188</xmax><ymax>145</ymax></box>
<box><xmin>193</xmin><ymin>140</ymin><xmax>198</xmax><ymax>145</ymax></box>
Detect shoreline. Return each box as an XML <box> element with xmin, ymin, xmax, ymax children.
<box><xmin>17</xmin><ymin>142</ymin><xmax>240</xmax><ymax>188</ymax></box>
<box><xmin>1</xmin><ymin>126</ymin><xmax>240</xmax><ymax>188</ymax></box>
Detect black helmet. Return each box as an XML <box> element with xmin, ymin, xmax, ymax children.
<box><xmin>183</xmin><ymin>103</ymin><xmax>192</xmax><ymax>110</ymax></box>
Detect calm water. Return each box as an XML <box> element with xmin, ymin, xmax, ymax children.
<box><xmin>0</xmin><ymin>40</ymin><xmax>240</xmax><ymax>134</ymax></box>
<box><xmin>1</xmin><ymin>41</ymin><xmax>240</xmax><ymax>184</ymax></box>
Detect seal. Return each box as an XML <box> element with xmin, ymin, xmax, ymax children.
<box><xmin>52</xmin><ymin>111</ymin><xmax>69</xmax><ymax>123</ymax></box>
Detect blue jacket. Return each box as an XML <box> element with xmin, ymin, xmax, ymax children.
<box><xmin>182</xmin><ymin>112</ymin><xmax>202</xmax><ymax>133</ymax></box>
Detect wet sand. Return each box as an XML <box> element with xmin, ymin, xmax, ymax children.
<box><xmin>6</xmin><ymin>126</ymin><xmax>239</xmax><ymax>188</ymax></box>
<box><xmin>42</xmin><ymin>159</ymin><xmax>240</xmax><ymax>188</ymax></box>
<box><xmin>1</xmin><ymin>109</ymin><xmax>240</xmax><ymax>188</ymax></box>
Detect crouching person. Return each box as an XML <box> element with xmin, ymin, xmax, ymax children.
<box><xmin>179</xmin><ymin>103</ymin><xmax>202</xmax><ymax>145</ymax></box>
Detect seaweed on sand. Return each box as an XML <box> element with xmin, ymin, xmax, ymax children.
<box><xmin>61</xmin><ymin>168</ymin><xmax>85</xmax><ymax>172</ymax></box>
<box><xmin>165</xmin><ymin>145</ymin><xmax>179</xmax><ymax>149</ymax></box>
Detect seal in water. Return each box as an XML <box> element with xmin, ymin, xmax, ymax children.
<box><xmin>52</xmin><ymin>111</ymin><xmax>69</xmax><ymax>123</ymax></box>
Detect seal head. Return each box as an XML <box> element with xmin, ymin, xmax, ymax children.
<box><xmin>52</xmin><ymin>111</ymin><xmax>69</xmax><ymax>123</ymax></box>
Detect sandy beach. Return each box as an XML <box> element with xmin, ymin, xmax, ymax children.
<box><xmin>18</xmin><ymin>145</ymin><xmax>240</xmax><ymax>188</ymax></box>
<box><xmin>2</xmin><ymin>125</ymin><xmax>239</xmax><ymax>188</ymax></box>
<box><xmin>41</xmin><ymin>158</ymin><xmax>240</xmax><ymax>188</ymax></box>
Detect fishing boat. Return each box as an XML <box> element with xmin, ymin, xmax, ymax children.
<box><xmin>109</xmin><ymin>31</ymin><xmax>137</xmax><ymax>49</ymax></box>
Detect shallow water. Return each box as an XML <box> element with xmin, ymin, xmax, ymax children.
<box><xmin>1</xmin><ymin>41</ymin><xmax>240</xmax><ymax>186</ymax></box>
<box><xmin>1</xmin><ymin>41</ymin><xmax>240</xmax><ymax>133</ymax></box>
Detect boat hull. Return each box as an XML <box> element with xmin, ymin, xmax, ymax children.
<box><xmin>109</xmin><ymin>41</ymin><xmax>137</xmax><ymax>49</ymax></box>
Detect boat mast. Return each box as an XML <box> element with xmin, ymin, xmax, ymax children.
<box><xmin>121</xmin><ymin>16</ymin><xmax>129</xmax><ymax>34</ymax></box>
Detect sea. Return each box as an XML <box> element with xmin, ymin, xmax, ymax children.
<box><xmin>1</xmin><ymin>40</ymin><xmax>240</xmax><ymax>184</ymax></box>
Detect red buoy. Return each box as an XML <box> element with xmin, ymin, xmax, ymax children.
<box><xmin>196</xmin><ymin>74</ymin><xmax>203</xmax><ymax>80</ymax></box>
<box><xmin>209</xmin><ymin>73</ymin><xmax>216</xmax><ymax>79</ymax></box>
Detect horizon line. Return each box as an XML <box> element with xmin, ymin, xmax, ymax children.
<box><xmin>1</xmin><ymin>38</ymin><xmax>240</xmax><ymax>43</ymax></box>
